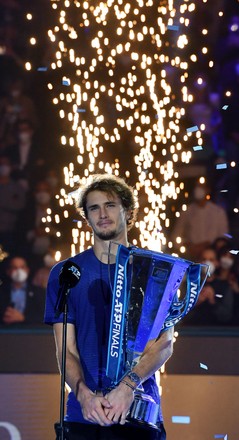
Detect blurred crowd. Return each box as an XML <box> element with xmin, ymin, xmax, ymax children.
<box><xmin>0</xmin><ymin>0</ymin><xmax>238</xmax><ymax>327</ymax></box>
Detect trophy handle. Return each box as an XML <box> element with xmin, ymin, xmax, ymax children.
<box><xmin>160</xmin><ymin>262</ymin><xmax>210</xmax><ymax>332</ymax></box>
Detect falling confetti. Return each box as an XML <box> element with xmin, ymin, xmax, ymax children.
<box><xmin>62</xmin><ymin>79</ymin><xmax>70</xmax><ymax>86</ymax></box>
<box><xmin>216</xmin><ymin>163</ymin><xmax>227</xmax><ymax>170</ymax></box>
<box><xmin>229</xmin><ymin>250</ymin><xmax>239</xmax><ymax>255</ymax></box>
<box><xmin>172</xmin><ymin>416</ymin><xmax>190</xmax><ymax>424</ymax></box>
<box><xmin>186</xmin><ymin>125</ymin><xmax>199</xmax><ymax>133</ymax></box>
<box><xmin>200</xmin><ymin>362</ymin><xmax>208</xmax><ymax>370</ymax></box>
<box><xmin>167</xmin><ymin>25</ymin><xmax>179</xmax><ymax>31</ymax></box>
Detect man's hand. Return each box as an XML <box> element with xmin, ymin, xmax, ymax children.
<box><xmin>78</xmin><ymin>388</ymin><xmax>114</xmax><ymax>426</ymax></box>
<box><xmin>104</xmin><ymin>382</ymin><xmax>134</xmax><ymax>425</ymax></box>
<box><xmin>3</xmin><ymin>307</ymin><xmax>25</xmax><ymax>324</ymax></box>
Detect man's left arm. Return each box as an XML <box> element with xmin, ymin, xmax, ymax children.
<box><xmin>105</xmin><ymin>326</ymin><xmax>174</xmax><ymax>424</ymax></box>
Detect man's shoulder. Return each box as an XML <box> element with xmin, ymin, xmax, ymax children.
<box><xmin>207</xmin><ymin>201</ymin><xmax>227</xmax><ymax>214</ymax></box>
<box><xmin>49</xmin><ymin>248</ymin><xmax>94</xmax><ymax>277</ymax></box>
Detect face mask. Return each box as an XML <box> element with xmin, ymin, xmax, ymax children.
<box><xmin>220</xmin><ymin>256</ymin><xmax>234</xmax><ymax>270</ymax></box>
<box><xmin>0</xmin><ymin>165</ymin><xmax>11</xmax><ymax>177</ymax></box>
<box><xmin>43</xmin><ymin>254</ymin><xmax>55</xmax><ymax>267</ymax></box>
<box><xmin>18</xmin><ymin>132</ymin><xmax>31</xmax><ymax>142</ymax></box>
<box><xmin>193</xmin><ymin>186</ymin><xmax>206</xmax><ymax>201</ymax></box>
<box><xmin>203</xmin><ymin>260</ymin><xmax>216</xmax><ymax>276</ymax></box>
<box><xmin>35</xmin><ymin>191</ymin><xmax>51</xmax><ymax>205</ymax></box>
<box><xmin>11</xmin><ymin>268</ymin><xmax>28</xmax><ymax>283</ymax></box>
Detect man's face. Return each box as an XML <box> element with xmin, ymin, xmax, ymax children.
<box><xmin>86</xmin><ymin>190</ymin><xmax>128</xmax><ymax>241</ymax></box>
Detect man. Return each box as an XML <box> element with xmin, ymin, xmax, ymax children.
<box><xmin>0</xmin><ymin>255</ymin><xmax>45</xmax><ymax>326</ymax></box>
<box><xmin>171</xmin><ymin>181</ymin><xmax>229</xmax><ymax>261</ymax></box>
<box><xmin>181</xmin><ymin>246</ymin><xmax>234</xmax><ymax>326</ymax></box>
<box><xmin>44</xmin><ymin>174</ymin><xmax>174</xmax><ymax>440</ymax></box>
<box><xmin>7</xmin><ymin>118</ymin><xmax>45</xmax><ymax>189</ymax></box>
<box><xmin>0</xmin><ymin>155</ymin><xmax>26</xmax><ymax>254</ymax></box>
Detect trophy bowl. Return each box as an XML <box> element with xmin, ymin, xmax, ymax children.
<box><xmin>106</xmin><ymin>244</ymin><xmax>209</xmax><ymax>430</ymax></box>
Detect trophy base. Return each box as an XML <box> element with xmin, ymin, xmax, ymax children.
<box><xmin>126</xmin><ymin>391</ymin><xmax>160</xmax><ymax>430</ymax></box>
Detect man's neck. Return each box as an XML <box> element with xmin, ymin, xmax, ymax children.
<box><xmin>12</xmin><ymin>282</ymin><xmax>27</xmax><ymax>289</ymax></box>
<box><xmin>93</xmin><ymin>235</ymin><xmax>129</xmax><ymax>264</ymax></box>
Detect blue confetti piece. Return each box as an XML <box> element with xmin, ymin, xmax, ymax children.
<box><xmin>224</xmin><ymin>233</ymin><xmax>232</xmax><ymax>238</ymax></box>
<box><xmin>222</xmin><ymin>105</ymin><xmax>228</xmax><ymax>110</ymax></box>
<box><xmin>77</xmin><ymin>108</ymin><xmax>86</xmax><ymax>113</ymax></box>
<box><xmin>172</xmin><ymin>416</ymin><xmax>190</xmax><ymax>424</ymax></box>
<box><xmin>214</xmin><ymin>435</ymin><xmax>227</xmax><ymax>439</ymax></box>
<box><xmin>193</xmin><ymin>145</ymin><xmax>203</xmax><ymax>151</ymax></box>
<box><xmin>187</xmin><ymin>125</ymin><xmax>199</xmax><ymax>133</ymax></box>
<box><xmin>230</xmin><ymin>249</ymin><xmax>239</xmax><ymax>255</ymax></box>
<box><xmin>37</xmin><ymin>67</ymin><xmax>48</xmax><ymax>71</ymax></box>
<box><xmin>62</xmin><ymin>79</ymin><xmax>70</xmax><ymax>86</ymax></box>
<box><xmin>216</xmin><ymin>163</ymin><xmax>227</xmax><ymax>169</ymax></box>
<box><xmin>200</xmin><ymin>362</ymin><xmax>208</xmax><ymax>370</ymax></box>
<box><xmin>167</xmin><ymin>25</ymin><xmax>179</xmax><ymax>31</ymax></box>
<box><xmin>72</xmin><ymin>219</ymin><xmax>79</xmax><ymax>223</ymax></box>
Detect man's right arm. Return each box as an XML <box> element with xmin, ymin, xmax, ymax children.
<box><xmin>53</xmin><ymin>323</ymin><xmax>113</xmax><ymax>426</ymax></box>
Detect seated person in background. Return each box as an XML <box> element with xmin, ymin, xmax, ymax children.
<box><xmin>182</xmin><ymin>246</ymin><xmax>234</xmax><ymax>325</ymax></box>
<box><xmin>217</xmin><ymin>245</ymin><xmax>239</xmax><ymax>325</ymax></box>
<box><xmin>32</xmin><ymin>248</ymin><xmax>56</xmax><ymax>289</ymax></box>
<box><xmin>0</xmin><ymin>255</ymin><xmax>45</xmax><ymax>326</ymax></box>
<box><xmin>7</xmin><ymin>118</ymin><xmax>46</xmax><ymax>190</ymax></box>
<box><xmin>171</xmin><ymin>181</ymin><xmax>229</xmax><ymax>261</ymax></box>
<box><xmin>17</xmin><ymin>179</ymin><xmax>57</xmax><ymax>268</ymax></box>
<box><xmin>212</xmin><ymin>236</ymin><xmax>232</xmax><ymax>254</ymax></box>
<box><xmin>0</xmin><ymin>77</ymin><xmax>39</xmax><ymax>148</ymax></box>
<box><xmin>0</xmin><ymin>154</ymin><xmax>27</xmax><ymax>254</ymax></box>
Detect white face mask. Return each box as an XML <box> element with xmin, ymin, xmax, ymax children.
<box><xmin>193</xmin><ymin>186</ymin><xmax>206</xmax><ymax>201</ymax></box>
<box><xmin>220</xmin><ymin>256</ymin><xmax>234</xmax><ymax>270</ymax></box>
<box><xmin>203</xmin><ymin>260</ymin><xmax>216</xmax><ymax>276</ymax></box>
<box><xmin>11</xmin><ymin>268</ymin><xmax>28</xmax><ymax>283</ymax></box>
<box><xmin>35</xmin><ymin>191</ymin><xmax>51</xmax><ymax>205</ymax></box>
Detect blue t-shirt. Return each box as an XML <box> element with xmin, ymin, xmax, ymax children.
<box><xmin>44</xmin><ymin>247</ymin><xmax>162</xmax><ymax>423</ymax></box>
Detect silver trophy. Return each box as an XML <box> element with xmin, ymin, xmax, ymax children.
<box><xmin>106</xmin><ymin>244</ymin><xmax>209</xmax><ymax>430</ymax></box>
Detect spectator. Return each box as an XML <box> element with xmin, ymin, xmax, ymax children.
<box><xmin>0</xmin><ymin>77</ymin><xmax>38</xmax><ymax>148</ymax></box>
<box><xmin>0</xmin><ymin>154</ymin><xmax>26</xmax><ymax>253</ymax></box>
<box><xmin>18</xmin><ymin>179</ymin><xmax>57</xmax><ymax>266</ymax></box>
<box><xmin>182</xmin><ymin>246</ymin><xmax>234</xmax><ymax>326</ymax></box>
<box><xmin>187</xmin><ymin>77</ymin><xmax>217</xmax><ymax>163</ymax></box>
<box><xmin>217</xmin><ymin>244</ymin><xmax>239</xmax><ymax>325</ymax></box>
<box><xmin>0</xmin><ymin>255</ymin><xmax>45</xmax><ymax>326</ymax></box>
<box><xmin>45</xmin><ymin>167</ymin><xmax>61</xmax><ymax>196</ymax></box>
<box><xmin>32</xmin><ymin>248</ymin><xmax>56</xmax><ymax>289</ymax></box>
<box><xmin>171</xmin><ymin>181</ymin><xmax>229</xmax><ymax>261</ymax></box>
<box><xmin>212</xmin><ymin>235</ymin><xmax>233</xmax><ymax>254</ymax></box>
<box><xmin>7</xmin><ymin>118</ymin><xmax>46</xmax><ymax>189</ymax></box>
